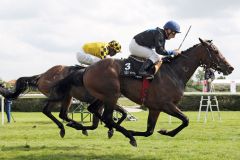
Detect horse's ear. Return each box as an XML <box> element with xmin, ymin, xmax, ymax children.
<box><xmin>199</xmin><ymin>38</ymin><xmax>207</xmax><ymax>46</ymax></box>
<box><xmin>207</xmin><ymin>40</ymin><xmax>213</xmax><ymax>43</ymax></box>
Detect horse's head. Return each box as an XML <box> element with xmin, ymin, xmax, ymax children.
<box><xmin>199</xmin><ymin>38</ymin><xmax>234</xmax><ymax>75</ymax></box>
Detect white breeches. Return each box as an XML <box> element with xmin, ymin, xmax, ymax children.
<box><xmin>76</xmin><ymin>49</ymin><xmax>101</xmax><ymax>65</ymax></box>
<box><xmin>129</xmin><ymin>39</ymin><xmax>163</xmax><ymax>63</ymax></box>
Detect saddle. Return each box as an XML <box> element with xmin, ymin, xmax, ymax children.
<box><xmin>120</xmin><ymin>56</ymin><xmax>165</xmax><ymax>79</ymax></box>
<box><xmin>69</xmin><ymin>65</ymin><xmax>87</xmax><ymax>73</ymax></box>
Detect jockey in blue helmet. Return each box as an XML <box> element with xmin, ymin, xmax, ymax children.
<box><xmin>129</xmin><ymin>20</ymin><xmax>181</xmax><ymax>78</ymax></box>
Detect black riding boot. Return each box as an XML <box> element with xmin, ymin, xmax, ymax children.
<box><xmin>138</xmin><ymin>59</ymin><xmax>154</xmax><ymax>78</ymax></box>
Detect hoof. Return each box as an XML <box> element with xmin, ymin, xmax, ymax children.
<box><xmin>66</xmin><ymin>121</ymin><xmax>83</xmax><ymax>130</ymax></box>
<box><xmin>60</xmin><ymin>129</ymin><xmax>65</xmax><ymax>138</ymax></box>
<box><xmin>130</xmin><ymin>140</ymin><xmax>137</xmax><ymax>147</ymax></box>
<box><xmin>158</xmin><ymin>129</ymin><xmax>174</xmax><ymax>137</ymax></box>
<box><xmin>158</xmin><ymin>129</ymin><xmax>167</xmax><ymax>135</ymax></box>
<box><xmin>82</xmin><ymin>130</ymin><xmax>88</xmax><ymax>136</ymax></box>
<box><xmin>66</xmin><ymin>121</ymin><xmax>75</xmax><ymax>127</ymax></box>
<box><xmin>108</xmin><ymin>129</ymin><xmax>114</xmax><ymax>139</ymax></box>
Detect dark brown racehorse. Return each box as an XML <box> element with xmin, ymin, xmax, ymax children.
<box><xmin>0</xmin><ymin>65</ymin><xmax>127</xmax><ymax>138</ymax></box>
<box><xmin>48</xmin><ymin>38</ymin><xmax>234</xmax><ymax>146</ymax></box>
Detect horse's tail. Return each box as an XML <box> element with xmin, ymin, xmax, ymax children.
<box><xmin>0</xmin><ymin>75</ymin><xmax>41</xmax><ymax>100</ymax></box>
<box><xmin>48</xmin><ymin>69</ymin><xmax>85</xmax><ymax>102</ymax></box>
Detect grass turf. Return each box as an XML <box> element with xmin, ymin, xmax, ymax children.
<box><xmin>0</xmin><ymin>111</ymin><xmax>239</xmax><ymax>160</ymax></box>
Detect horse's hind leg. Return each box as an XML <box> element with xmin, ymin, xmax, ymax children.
<box><xmin>42</xmin><ymin>102</ymin><xmax>66</xmax><ymax>138</ymax></box>
<box><xmin>158</xmin><ymin>103</ymin><xmax>189</xmax><ymax>137</ymax></box>
<box><xmin>0</xmin><ymin>86</ymin><xmax>14</xmax><ymax>98</ymax></box>
<box><xmin>88</xmin><ymin>101</ymin><xmax>127</xmax><ymax>139</ymax></box>
<box><xmin>59</xmin><ymin>96</ymin><xmax>73</xmax><ymax>122</ymax></box>
<box><xmin>128</xmin><ymin>109</ymin><xmax>160</xmax><ymax>137</ymax></box>
<box><xmin>88</xmin><ymin>99</ymin><xmax>115</xmax><ymax>138</ymax></box>
<box><xmin>114</xmin><ymin>105</ymin><xmax>127</xmax><ymax>125</ymax></box>
<box><xmin>105</xmin><ymin>105</ymin><xmax>128</xmax><ymax>139</ymax></box>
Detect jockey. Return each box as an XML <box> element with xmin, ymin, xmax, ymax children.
<box><xmin>129</xmin><ymin>20</ymin><xmax>182</xmax><ymax>78</ymax></box>
<box><xmin>76</xmin><ymin>40</ymin><xmax>121</xmax><ymax>65</ymax></box>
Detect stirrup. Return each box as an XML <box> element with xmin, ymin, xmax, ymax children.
<box><xmin>145</xmin><ymin>75</ymin><xmax>154</xmax><ymax>80</ymax></box>
<box><xmin>144</xmin><ymin>75</ymin><xmax>154</xmax><ymax>80</ymax></box>
<box><xmin>138</xmin><ymin>72</ymin><xmax>154</xmax><ymax>80</ymax></box>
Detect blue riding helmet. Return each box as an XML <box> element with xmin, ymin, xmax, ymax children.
<box><xmin>163</xmin><ymin>21</ymin><xmax>181</xmax><ymax>33</ymax></box>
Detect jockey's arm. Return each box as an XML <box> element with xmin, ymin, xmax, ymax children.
<box><xmin>155</xmin><ymin>46</ymin><xmax>180</xmax><ymax>57</ymax></box>
<box><xmin>154</xmin><ymin>32</ymin><xmax>181</xmax><ymax>57</ymax></box>
<box><xmin>99</xmin><ymin>46</ymin><xmax>109</xmax><ymax>59</ymax></box>
<box><xmin>155</xmin><ymin>46</ymin><xmax>169</xmax><ymax>55</ymax></box>
<box><xmin>155</xmin><ymin>32</ymin><xmax>169</xmax><ymax>56</ymax></box>
<box><xmin>155</xmin><ymin>34</ymin><xmax>180</xmax><ymax>56</ymax></box>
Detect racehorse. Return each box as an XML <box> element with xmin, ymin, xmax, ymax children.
<box><xmin>0</xmin><ymin>65</ymin><xmax>127</xmax><ymax>138</ymax></box>
<box><xmin>48</xmin><ymin>38</ymin><xmax>234</xmax><ymax>146</ymax></box>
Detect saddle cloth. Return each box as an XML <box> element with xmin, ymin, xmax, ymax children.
<box><xmin>120</xmin><ymin>56</ymin><xmax>156</xmax><ymax>79</ymax></box>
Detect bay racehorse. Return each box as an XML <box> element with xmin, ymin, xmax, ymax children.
<box><xmin>0</xmin><ymin>65</ymin><xmax>127</xmax><ymax>138</ymax></box>
<box><xmin>48</xmin><ymin>38</ymin><xmax>234</xmax><ymax>146</ymax></box>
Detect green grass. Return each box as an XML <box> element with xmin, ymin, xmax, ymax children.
<box><xmin>0</xmin><ymin>111</ymin><xmax>240</xmax><ymax>160</ymax></box>
<box><xmin>117</xmin><ymin>97</ymin><xmax>138</xmax><ymax>106</ymax></box>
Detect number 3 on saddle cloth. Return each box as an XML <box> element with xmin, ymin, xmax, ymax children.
<box><xmin>120</xmin><ymin>56</ymin><xmax>162</xmax><ymax>79</ymax></box>
<box><xmin>120</xmin><ymin>56</ymin><xmax>162</xmax><ymax>104</ymax></box>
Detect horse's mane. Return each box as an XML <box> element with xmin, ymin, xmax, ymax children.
<box><xmin>181</xmin><ymin>40</ymin><xmax>213</xmax><ymax>54</ymax></box>
<box><xmin>181</xmin><ymin>43</ymin><xmax>200</xmax><ymax>54</ymax></box>
<box><xmin>157</xmin><ymin>43</ymin><xmax>202</xmax><ymax>87</ymax></box>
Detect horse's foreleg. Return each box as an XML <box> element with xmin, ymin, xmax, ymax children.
<box><xmin>128</xmin><ymin>110</ymin><xmax>160</xmax><ymax>137</ymax></box>
<box><xmin>158</xmin><ymin>103</ymin><xmax>189</xmax><ymax>137</ymax></box>
<box><xmin>42</xmin><ymin>102</ymin><xmax>65</xmax><ymax>138</ymax></box>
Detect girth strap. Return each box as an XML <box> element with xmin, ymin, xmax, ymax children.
<box><xmin>140</xmin><ymin>78</ymin><xmax>150</xmax><ymax>105</ymax></box>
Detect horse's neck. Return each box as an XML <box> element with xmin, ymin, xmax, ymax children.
<box><xmin>166</xmin><ymin>47</ymin><xmax>202</xmax><ymax>86</ymax></box>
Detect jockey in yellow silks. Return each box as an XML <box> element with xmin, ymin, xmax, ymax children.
<box><xmin>76</xmin><ymin>40</ymin><xmax>121</xmax><ymax>65</ymax></box>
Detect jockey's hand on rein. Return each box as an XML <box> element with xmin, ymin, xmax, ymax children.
<box><xmin>162</xmin><ymin>56</ymin><xmax>172</xmax><ymax>63</ymax></box>
<box><xmin>173</xmin><ymin>49</ymin><xmax>182</xmax><ymax>55</ymax></box>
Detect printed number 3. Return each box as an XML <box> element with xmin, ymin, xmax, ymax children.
<box><xmin>125</xmin><ymin>63</ymin><xmax>131</xmax><ymax>70</ymax></box>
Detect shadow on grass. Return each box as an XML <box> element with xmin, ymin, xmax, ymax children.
<box><xmin>1</xmin><ymin>145</ymin><xmax>80</xmax><ymax>152</ymax></box>
<box><xmin>23</xmin><ymin>121</ymin><xmax>54</xmax><ymax>124</ymax></box>
<box><xmin>1</xmin><ymin>145</ymin><xmax>164</xmax><ymax>160</ymax></box>
<box><xmin>2</xmin><ymin>152</ymin><xmax>161</xmax><ymax>160</ymax></box>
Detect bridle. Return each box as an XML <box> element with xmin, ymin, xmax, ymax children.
<box><xmin>199</xmin><ymin>43</ymin><xmax>222</xmax><ymax>72</ymax></box>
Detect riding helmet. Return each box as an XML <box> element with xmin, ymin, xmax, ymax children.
<box><xmin>163</xmin><ymin>21</ymin><xmax>181</xmax><ymax>33</ymax></box>
<box><xmin>108</xmin><ymin>40</ymin><xmax>121</xmax><ymax>53</ymax></box>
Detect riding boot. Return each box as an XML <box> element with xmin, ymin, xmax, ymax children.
<box><xmin>138</xmin><ymin>59</ymin><xmax>154</xmax><ymax>78</ymax></box>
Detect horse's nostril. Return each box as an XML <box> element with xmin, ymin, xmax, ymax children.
<box><xmin>229</xmin><ymin>67</ymin><xmax>234</xmax><ymax>71</ymax></box>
